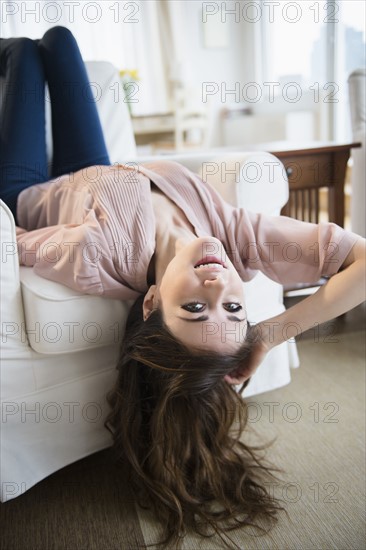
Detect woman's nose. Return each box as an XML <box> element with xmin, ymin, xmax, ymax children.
<box><xmin>203</xmin><ymin>275</ymin><xmax>225</xmax><ymax>289</ymax></box>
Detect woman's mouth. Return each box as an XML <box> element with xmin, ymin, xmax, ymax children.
<box><xmin>194</xmin><ymin>256</ymin><xmax>227</xmax><ymax>269</ymax></box>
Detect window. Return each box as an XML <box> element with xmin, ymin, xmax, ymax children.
<box><xmin>333</xmin><ymin>0</ymin><xmax>366</xmax><ymax>140</ymax></box>
<box><xmin>261</xmin><ymin>0</ymin><xmax>366</xmax><ymax>140</ymax></box>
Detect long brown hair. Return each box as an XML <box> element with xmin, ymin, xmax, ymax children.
<box><xmin>106</xmin><ymin>295</ymin><xmax>287</xmax><ymax>548</ymax></box>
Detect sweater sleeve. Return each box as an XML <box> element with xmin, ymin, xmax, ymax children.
<box><xmin>16</xmin><ymin>215</ymin><xmax>141</xmax><ymax>300</ymax></box>
<box><xmin>227</xmin><ymin>208</ymin><xmax>360</xmax><ymax>285</ymax></box>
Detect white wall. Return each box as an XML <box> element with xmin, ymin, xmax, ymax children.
<box><xmin>178</xmin><ymin>1</ymin><xmax>260</xmax><ymax>146</ymax></box>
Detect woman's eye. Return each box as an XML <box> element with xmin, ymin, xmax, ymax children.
<box><xmin>181</xmin><ymin>302</ymin><xmax>205</xmax><ymax>313</ymax></box>
<box><xmin>223</xmin><ymin>303</ymin><xmax>243</xmax><ymax>312</ymax></box>
<box><xmin>181</xmin><ymin>302</ymin><xmax>242</xmax><ymax>313</ymax></box>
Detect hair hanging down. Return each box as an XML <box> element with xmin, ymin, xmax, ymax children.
<box><xmin>106</xmin><ymin>294</ymin><xmax>287</xmax><ymax>549</ymax></box>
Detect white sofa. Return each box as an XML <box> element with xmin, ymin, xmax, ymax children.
<box><xmin>0</xmin><ymin>61</ymin><xmax>299</xmax><ymax>503</ymax></box>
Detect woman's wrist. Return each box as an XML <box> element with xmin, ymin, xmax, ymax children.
<box><xmin>255</xmin><ymin>308</ymin><xmax>312</xmax><ymax>350</ymax></box>
<box><xmin>250</xmin><ymin>321</ymin><xmax>280</xmax><ymax>352</ymax></box>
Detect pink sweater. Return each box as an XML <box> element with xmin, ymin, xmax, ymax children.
<box><xmin>16</xmin><ymin>160</ymin><xmax>359</xmax><ymax>300</ymax></box>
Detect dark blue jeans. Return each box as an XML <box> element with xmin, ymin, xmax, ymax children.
<box><xmin>0</xmin><ymin>26</ymin><xmax>110</xmax><ymax>221</ymax></box>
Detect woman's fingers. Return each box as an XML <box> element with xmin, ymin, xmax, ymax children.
<box><xmin>224</xmin><ymin>330</ymin><xmax>270</xmax><ymax>385</ymax></box>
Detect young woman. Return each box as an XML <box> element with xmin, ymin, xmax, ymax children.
<box><xmin>1</xmin><ymin>26</ymin><xmax>365</xmax><ymax>548</ymax></box>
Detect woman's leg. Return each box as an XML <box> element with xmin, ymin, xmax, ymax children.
<box><xmin>0</xmin><ymin>38</ymin><xmax>48</xmax><ymax>219</ymax></box>
<box><xmin>38</xmin><ymin>26</ymin><xmax>110</xmax><ymax>178</ymax></box>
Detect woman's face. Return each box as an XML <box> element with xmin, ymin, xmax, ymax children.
<box><xmin>143</xmin><ymin>237</ymin><xmax>248</xmax><ymax>352</ymax></box>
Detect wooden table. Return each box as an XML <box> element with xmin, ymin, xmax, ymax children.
<box><xmin>250</xmin><ymin>141</ymin><xmax>361</xmax><ymax>292</ymax></box>
<box><xmin>131</xmin><ymin>113</ymin><xmax>175</xmax><ymax>146</ymax></box>
<box><xmin>249</xmin><ymin>141</ymin><xmax>361</xmax><ymax>228</ymax></box>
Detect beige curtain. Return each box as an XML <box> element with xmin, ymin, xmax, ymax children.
<box><xmin>156</xmin><ymin>0</ymin><xmax>186</xmax><ymax>108</ymax></box>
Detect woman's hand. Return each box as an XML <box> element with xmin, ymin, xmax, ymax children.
<box><xmin>224</xmin><ymin>236</ymin><xmax>365</xmax><ymax>388</ymax></box>
<box><xmin>224</xmin><ymin>323</ymin><xmax>271</xmax><ymax>385</ymax></box>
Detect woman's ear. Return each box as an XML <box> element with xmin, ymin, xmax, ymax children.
<box><xmin>142</xmin><ymin>285</ymin><xmax>158</xmax><ymax>321</ymax></box>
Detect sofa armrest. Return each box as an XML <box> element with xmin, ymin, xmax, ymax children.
<box><xmin>137</xmin><ymin>151</ymin><xmax>289</xmax><ymax>215</ymax></box>
<box><xmin>0</xmin><ymin>199</ymin><xmax>20</xmax><ymax>293</ymax></box>
<box><xmin>0</xmin><ymin>200</ymin><xmax>28</xmax><ymax>353</ymax></box>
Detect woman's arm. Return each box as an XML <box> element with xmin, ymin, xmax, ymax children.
<box><xmin>226</xmin><ymin>235</ymin><xmax>365</xmax><ymax>386</ymax></box>
<box><xmin>16</xmin><ymin>223</ymin><xmax>141</xmax><ymax>300</ymax></box>
<box><xmin>260</xmin><ymin>236</ymin><xmax>366</xmax><ymax>348</ymax></box>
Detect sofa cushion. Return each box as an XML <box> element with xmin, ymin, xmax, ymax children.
<box><xmin>19</xmin><ymin>267</ymin><xmax>131</xmax><ymax>354</ymax></box>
